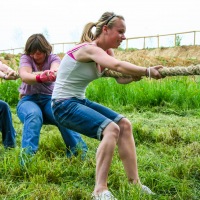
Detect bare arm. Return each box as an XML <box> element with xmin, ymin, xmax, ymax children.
<box><xmin>19</xmin><ymin>66</ymin><xmax>37</xmax><ymax>84</ymax></box>
<box><xmin>19</xmin><ymin>62</ymin><xmax>59</xmax><ymax>84</ymax></box>
<box><xmin>75</xmin><ymin>45</ymin><xmax>162</xmax><ymax>79</ymax></box>
<box><xmin>49</xmin><ymin>61</ymin><xmax>59</xmax><ymax>72</ymax></box>
<box><xmin>103</xmin><ymin>49</ymin><xmax>142</xmax><ymax>84</ymax></box>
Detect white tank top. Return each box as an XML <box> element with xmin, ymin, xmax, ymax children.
<box><xmin>52</xmin><ymin>44</ymin><xmax>104</xmax><ymax>99</ymax></box>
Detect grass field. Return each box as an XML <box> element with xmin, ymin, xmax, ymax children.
<box><xmin>0</xmin><ymin>76</ymin><xmax>200</xmax><ymax>199</ymax></box>
<box><xmin>0</xmin><ymin>48</ymin><xmax>200</xmax><ymax>199</ymax></box>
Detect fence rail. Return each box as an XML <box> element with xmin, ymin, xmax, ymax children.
<box><xmin>0</xmin><ymin>30</ymin><xmax>200</xmax><ymax>54</ymax></box>
<box><xmin>125</xmin><ymin>30</ymin><xmax>200</xmax><ymax>50</ymax></box>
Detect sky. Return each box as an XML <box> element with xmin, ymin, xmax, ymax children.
<box><xmin>1</xmin><ymin>0</ymin><xmax>200</xmax><ymax>51</ymax></box>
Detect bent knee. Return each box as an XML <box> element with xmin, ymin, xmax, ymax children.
<box><xmin>119</xmin><ymin>118</ymin><xmax>132</xmax><ymax>131</ymax></box>
<box><xmin>102</xmin><ymin>122</ymin><xmax>120</xmax><ymax>140</ymax></box>
<box><xmin>25</xmin><ymin>110</ymin><xmax>43</xmax><ymax>124</ymax></box>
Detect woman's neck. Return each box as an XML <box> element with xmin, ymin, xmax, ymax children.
<box><xmin>93</xmin><ymin>39</ymin><xmax>108</xmax><ymax>51</ymax></box>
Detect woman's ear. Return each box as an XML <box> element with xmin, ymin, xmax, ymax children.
<box><xmin>102</xmin><ymin>25</ymin><xmax>108</xmax><ymax>34</ymax></box>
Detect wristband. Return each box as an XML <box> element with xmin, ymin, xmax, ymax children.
<box><xmin>146</xmin><ymin>67</ymin><xmax>151</xmax><ymax>79</ymax></box>
<box><xmin>36</xmin><ymin>74</ymin><xmax>43</xmax><ymax>83</ymax></box>
<box><xmin>145</xmin><ymin>68</ymin><xmax>148</xmax><ymax>77</ymax></box>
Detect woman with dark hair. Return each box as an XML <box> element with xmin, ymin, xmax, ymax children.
<box><xmin>17</xmin><ymin>33</ymin><xmax>88</xmax><ymax>166</ymax></box>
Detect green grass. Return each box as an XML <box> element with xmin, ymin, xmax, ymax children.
<box><xmin>1</xmin><ymin>77</ymin><xmax>200</xmax><ymax>199</ymax></box>
<box><xmin>88</xmin><ymin>76</ymin><xmax>200</xmax><ymax>111</ymax></box>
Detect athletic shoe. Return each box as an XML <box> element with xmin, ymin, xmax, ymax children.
<box><xmin>141</xmin><ymin>185</ymin><xmax>155</xmax><ymax>195</ymax></box>
<box><xmin>91</xmin><ymin>190</ymin><xmax>117</xmax><ymax>200</ymax></box>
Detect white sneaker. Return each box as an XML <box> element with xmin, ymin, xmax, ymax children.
<box><xmin>91</xmin><ymin>190</ymin><xmax>117</xmax><ymax>200</ymax></box>
<box><xmin>141</xmin><ymin>185</ymin><xmax>155</xmax><ymax>195</ymax></box>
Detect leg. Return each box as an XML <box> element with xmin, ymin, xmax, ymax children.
<box><xmin>117</xmin><ymin>118</ymin><xmax>155</xmax><ymax>194</ymax></box>
<box><xmin>117</xmin><ymin>118</ymin><xmax>140</xmax><ymax>183</ymax></box>
<box><xmin>58</xmin><ymin>126</ymin><xmax>88</xmax><ymax>158</ymax></box>
<box><xmin>94</xmin><ymin>122</ymin><xmax>120</xmax><ymax>193</ymax></box>
<box><xmin>17</xmin><ymin>99</ymin><xmax>43</xmax><ymax>154</ymax></box>
<box><xmin>43</xmin><ymin>99</ymin><xmax>88</xmax><ymax>158</ymax></box>
<box><xmin>0</xmin><ymin>100</ymin><xmax>16</xmax><ymax>148</ymax></box>
<box><xmin>52</xmin><ymin>98</ymin><xmax>121</xmax><ymax>194</ymax></box>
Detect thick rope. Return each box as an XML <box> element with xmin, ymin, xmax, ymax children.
<box><xmin>30</xmin><ymin>64</ymin><xmax>200</xmax><ymax>79</ymax></box>
<box><xmin>103</xmin><ymin>64</ymin><xmax>200</xmax><ymax>78</ymax></box>
<box><xmin>103</xmin><ymin>69</ymin><xmax>131</xmax><ymax>78</ymax></box>
<box><xmin>158</xmin><ymin>64</ymin><xmax>200</xmax><ymax>76</ymax></box>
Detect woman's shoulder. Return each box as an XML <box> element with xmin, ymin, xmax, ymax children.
<box><xmin>20</xmin><ymin>54</ymin><xmax>30</xmax><ymax>58</ymax></box>
<box><xmin>48</xmin><ymin>54</ymin><xmax>61</xmax><ymax>61</ymax></box>
<box><xmin>71</xmin><ymin>43</ymin><xmax>90</xmax><ymax>50</ymax></box>
<box><xmin>20</xmin><ymin>54</ymin><xmax>32</xmax><ymax>62</ymax></box>
<box><xmin>49</xmin><ymin>53</ymin><xmax>60</xmax><ymax>58</ymax></box>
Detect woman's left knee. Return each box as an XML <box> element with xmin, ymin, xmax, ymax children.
<box><xmin>118</xmin><ymin>118</ymin><xmax>132</xmax><ymax>131</ymax></box>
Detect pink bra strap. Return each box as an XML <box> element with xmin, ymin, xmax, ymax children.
<box><xmin>67</xmin><ymin>43</ymin><xmax>88</xmax><ymax>60</ymax></box>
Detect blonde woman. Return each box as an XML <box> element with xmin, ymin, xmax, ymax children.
<box><xmin>52</xmin><ymin>12</ymin><xmax>163</xmax><ymax>199</ymax></box>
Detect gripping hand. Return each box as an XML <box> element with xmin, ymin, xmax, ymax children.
<box><xmin>36</xmin><ymin>70</ymin><xmax>56</xmax><ymax>83</ymax></box>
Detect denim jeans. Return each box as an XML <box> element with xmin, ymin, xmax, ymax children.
<box><xmin>0</xmin><ymin>100</ymin><xmax>16</xmax><ymax>148</ymax></box>
<box><xmin>17</xmin><ymin>94</ymin><xmax>88</xmax><ymax>157</ymax></box>
<box><xmin>52</xmin><ymin>98</ymin><xmax>124</xmax><ymax>140</ymax></box>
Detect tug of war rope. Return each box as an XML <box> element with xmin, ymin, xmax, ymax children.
<box><xmin>103</xmin><ymin>64</ymin><xmax>200</xmax><ymax>78</ymax></box>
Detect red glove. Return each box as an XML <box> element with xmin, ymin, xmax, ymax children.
<box><xmin>36</xmin><ymin>70</ymin><xmax>56</xmax><ymax>83</ymax></box>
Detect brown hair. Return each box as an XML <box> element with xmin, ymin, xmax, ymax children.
<box><xmin>24</xmin><ymin>33</ymin><xmax>52</xmax><ymax>56</ymax></box>
<box><xmin>79</xmin><ymin>12</ymin><xmax>124</xmax><ymax>43</ymax></box>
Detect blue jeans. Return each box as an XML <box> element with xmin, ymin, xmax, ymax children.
<box><xmin>0</xmin><ymin>100</ymin><xmax>16</xmax><ymax>148</ymax></box>
<box><xmin>17</xmin><ymin>94</ymin><xmax>88</xmax><ymax>157</ymax></box>
<box><xmin>52</xmin><ymin>98</ymin><xmax>124</xmax><ymax>140</ymax></box>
